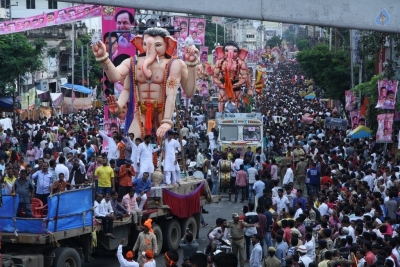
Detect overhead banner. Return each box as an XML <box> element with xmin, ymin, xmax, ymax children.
<box><xmin>376</xmin><ymin>80</ymin><xmax>398</xmax><ymax>109</ymax></box>
<box><xmin>197</xmin><ymin>80</ymin><xmax>209</xmax><ymax>97</ymax></box>
<box><xmin>350</xmin><ymin>110</ymin><xmax>360</xmax><ymax>129</ymax></box>
<box><xmin>345</xmin><ymin>90</ymin><xmax>355</xmax><ymax>111</ymax></box>
<box><xmin>102</xmin><ymin>6</ymin><xmax>136</xmax><ymax>100</ymax></box>
<box><xmin>376</xmin><ymin>113</ymin><xmax>394</xmax><ymax>143</ymax></box>
<box><xmin>324</xmin><ymin>117</ymin><xmax>348</xmax><ymax>131</ymax></box>
<box><xmin>188</xmin><ymin>17</ymin><xmax>206</xmax><ymax>46</ymax></box>
<box><xmin>173</xmin><ymin>16</ymin><xmax>189</xmax><ymax>44</ymax></box>
<box><xmin>173</xmin><ymin>16</ymin><xmax>206</xmax><ymax>46</ymax></box>
<box><xmin>0</xmin><ymin>4</ymin><xmax>101</xmax><ymax>35</ymax></box>
<box><xmin>200</xmin><ymin>46</ymin><xmax>209</xmax><ymax>63</ymax></box>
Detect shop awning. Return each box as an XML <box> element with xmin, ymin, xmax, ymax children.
<box><xmin>60</xmin><ymin>84</ymin><xmax>92</xmax><ymax>94</ymax></box>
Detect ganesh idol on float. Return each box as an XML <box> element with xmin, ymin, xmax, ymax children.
<box><xmin>91</xmin><ymin>27</ymin><xmax>199</xmax><ymax>138</ymax></box>
<box><xmin>213</xmin><ymin>41</ymin><xmax>249</xmax><ymax>112</ymax></box>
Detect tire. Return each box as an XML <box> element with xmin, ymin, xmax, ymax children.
<box><xmin>180</xmin><ymin>216</ymin><xmax>198</xmax><ymax>238</ymax></box>
<box><xmin>52</xmin><ymin>247</ymin><xmax>81</xmax><ymax>267</ymax></box>
<box><xmin>163</xmin><ymin>219</ymin><xmax>181</xmax><ymax>251</ymax></box>
<box><xmin>153</xmin><ymin>223</ymin><xmax>163</xmax><ymax>255</ymax></box>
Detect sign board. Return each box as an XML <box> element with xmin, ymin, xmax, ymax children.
<box><xmin>324</xmin><ymin>117</ymin><xmax>348</xmax><ymax>131</ymax></box>
<box><xmin>40</xmin><ymin>80</ymin><xmax>49</xmax><ymax>92</ymax></box>
<box><xmin>215</xmin><ymin>112</ymin><xmax>262</xmax><ymax>121</ymax></box>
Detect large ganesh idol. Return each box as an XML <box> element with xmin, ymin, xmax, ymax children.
<box><xmin>213</xmin><ymin>41</ymin><xmax>249</xmax><ymax>112</ymax></box>
<box><xmin>92</xmin><ymin>27</ymin><xmax>199</xmax><ymax>138</ymax></box>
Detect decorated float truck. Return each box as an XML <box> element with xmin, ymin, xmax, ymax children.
<box><xmin>0</xmin><ymin>178</ymin><xmax>218</xmax><ymax>267</ymax></box>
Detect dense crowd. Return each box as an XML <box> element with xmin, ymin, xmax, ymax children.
<box><xmin>2</xmin><ymin>59</ymin><xmax>400</xmax><ymax>267</ymax></box>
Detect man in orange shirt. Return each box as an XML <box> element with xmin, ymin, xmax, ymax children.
<box><xmin>119</xmin><ymin>159</ymin><xmax>135</xmax><ymax>197</ymax></box>
<box><xmin>116</xmin><ymin>136</ymin><xmax>126</xmax><ymax>167</ymax></box>
<box><xmin>320</xmin><ymin>170</ymin><xmax>333</xmax><ymax>189</ymax></box>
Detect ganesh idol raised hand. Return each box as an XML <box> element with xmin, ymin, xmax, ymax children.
<box><xmin>213</xmin><ymin>41</ymin><xmax>249</xmax><ymax>112</ymax></box>
<box><xmin>92</xmin><ymin>27</ymin><xmax>199</xmax><ymax>138</ymax></box>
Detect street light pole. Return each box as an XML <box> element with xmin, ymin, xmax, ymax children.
<box><xmin>9</xmin><ymin>2</ymin><xmax>18</xmax><ymax>20</ymax></box>
<box><xmin>81</xmin><ymin>45</ymin><xmax>84</xmax><ymax>86</ymax></box>
<box><xmin>71</xmin><ymin>21</ymin><xmax>75</xmax><ymax>113</ymax></box>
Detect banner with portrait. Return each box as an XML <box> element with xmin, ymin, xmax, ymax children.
<box><xmin>197</xmin><ymin>80</ymin><xmax>209</xmax><ymax>97</ymax></box>
<box><xmin>200</xmin><ymin>46</ymin><xmax>209</xmax><ymax>63</ymax></box>
<box><xmin>345</xmin><ymin>90</ymin><xmax>355</xmax><ymax>111</ymax></box>
<box><xmin>188</xmin><ymin>17</ymin><xmax>206</xmax><ymax>46</ymax></box>
<box><xmin>0</xmin><ymin>4</ymin><xmax>101</xmax><ymax>35</ymax></box>
<box><xmin>350</xmin><ymin>110</ymin><xmax>359</xmax><ymax>129</ymax></box>
<box><xmin>102</xmin><ymin>6</ymin><xmax>136</xmax><ymax>100</ymax></box>
<box><xmin>173</xmin><ymin>16</ymin><xmax>189</xmax><ymax>44</ymax></box>
<box><xmin>376</xmin><ymin>113</ymin><xmax>394</xmax><ymax>143</ymax></box>
<box><xmin>102</xmin><ymin>118</ymin><xmax>120</xmax><ymax>153</ymax></box>
<box><xmin>376</xmin><ymin>80</ymin><xmax>398</xmax><ymax>109</ymax></box>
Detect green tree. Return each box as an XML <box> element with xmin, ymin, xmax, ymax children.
<box><xmin>296</xmin><ymin>39</ymin><xmax>310</xmax><ymax>51</ymax></box>
<box><xmin>74</xmin><ymin>34</ymin><xmax>103</xmax><ymax>88</ymax></box>
<box><xmin>204</xmin><ymin>15</ymin><xmax>225</xmax><ymax>53</ymax></box>
<box><xmin>266</xmin><ymin>35</ymin><xmax>283</xmax><ymax>48</ymax></box>
<box><xmin>0</xmin><ymin>33</ymin><xmax>46</xmax><ymax>90</ymax></box>
<box><xmin>296</xmin><ymin>44</ymin><xmax>351</xmax><ymax>100</ymax></box>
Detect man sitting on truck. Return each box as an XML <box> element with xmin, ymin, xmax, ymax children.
<box><xmin>94</xmin><ymin>193</ymin><xmax>116</xmax><ymax>239</ymax></box>
<box><xmin>224</xmin><ymin>98</ymin><xmax>237</xmax><ymax>113</ymax></box>
<box><xmin>122</xmin><ymin>188</ymin><xmax>143</xmax><ymax>231</ymax></box>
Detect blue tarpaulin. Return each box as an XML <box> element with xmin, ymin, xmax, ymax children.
<box><xmin>61</xmin><ymin>84</ymin><xmax>92</xmax><ymax>94</ymax></box>
<box><xmin>0</xmin><ymin>97</ymin><xmax>14</xmax><ymax>109</ymax></box>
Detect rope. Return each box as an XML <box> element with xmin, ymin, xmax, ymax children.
<box><xmin>82</xmin><ymin>211</ymin><xmax>86</xmax><ymax>227</ymax></box>
<box><xmin>36</xmin><ymin>218</ymin><xmax>47</xmax><ymax>243</ymax></box>
<box><xmin>12</xmin><ymin>217</ymin><xmax>18</xmax><ymax>237</ymax></box>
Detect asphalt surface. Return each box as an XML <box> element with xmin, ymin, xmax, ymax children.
<box><xmin>83</xmin><ymin>193</ymin><xmax>250</xmax><ymax>267</ymax></box>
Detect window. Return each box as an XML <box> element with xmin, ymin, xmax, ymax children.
<box><xmin>1</xmin><ymin>0</ymin><xmax>10</xmax><ymax>8</ymax></box>
<box><xmin>220</xmin><ymin>126</ymin><xmax>238</xmax><ymax>141</ymax></box>
<box><xmin>243</xmin><ymin>126</ymin><xmax>261</xmax><ymax>141</ymax></box>
<box><xmin>26</xmin><ymin>0</ymin><xmax>35</xmax><ymax>9</ymax></box>
<box><xmin>48</xmin><ymin>0</ymin><xmax>57</xmax><ymax>9</ymax></box>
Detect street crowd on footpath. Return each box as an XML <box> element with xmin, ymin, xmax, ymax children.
<box><xmin>1</xmin><ymin>61</ymin><xmax>400</xmax><ymax>267</ymax></box>
<box><xmin>179</xmin><ymin>61</ymin><xmax>400</xmax><ymax>267</ymax></box>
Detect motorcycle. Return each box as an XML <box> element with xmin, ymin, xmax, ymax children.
<box><xmin>216</xmin><ymin>235</ymin><xmax>232</xmax><ymax>254</ymax></box>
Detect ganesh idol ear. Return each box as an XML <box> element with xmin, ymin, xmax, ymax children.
<box><xmin>238</xmin><ymin>48</ymin><xmax>248</xmax><ymax>61</ymax></box>
<box><xmin>165</xmin><ymin>36</ymin><xmax>177</xmax><ymax>57</ymax></box>
<box><xmin>131</xmin><ymin>35</ymin><xmax>145</xmax><ymax>54</ymax></box>
<box><xmin>215</xmin><ymin>46</ymin><xmax>224</xmax><ymax>59</ymax></box>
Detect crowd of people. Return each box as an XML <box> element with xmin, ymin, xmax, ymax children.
<box><xmin>174</xmin><ymin>60</ymin><xmax>400</xmax><ymax>267</ymax></box>
<box><xmin>2</xmin><ymin>57</ymin><xmax>400</xmax><ymax>267</ymax></box>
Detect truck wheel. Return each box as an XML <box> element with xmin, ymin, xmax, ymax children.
<box><xmin>163</xmin><ymin>219</ymin><xmax>181</xmax><ymax>251</ymax></box>
<box><xmin>153</xmin><ymin>223</ymin><xmax>163</xmax><ymax>255</ymax></box>
<box><xmin>52</xmin><ymin>247</ymin><xmax>81</xmax><ymax>267</ymax></box>
<box><xmin>180</xmin><ymin>216</ymin><xmax>198</xmax><ymax>238</ymax></box>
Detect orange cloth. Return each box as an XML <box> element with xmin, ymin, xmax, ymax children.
<box><xmin>143</xmin><ymin>219</ymin><xmax>154</xmax><ymax>233</ymax></box>
<box><xmin>224</xmin><ymin>68</ymin><xmax>234</xmax><ymax>99</ymax></box>
<box><xmin>144</xmin><ymin>101</ymin><xmax>154</xmax><ymax>135</ymax></box>
<box><xmin>117</xmin><ymin>142</ymin><xmax>126</xmax><ymax>159</ymax></box>
<box><xmin>145</xmin><ymin>249</ymin><xmax>153</xmax><ymax>259</ymax></box>
<box><xmin>126</xmin><ymin>251</ymin><xmax>134</xmax><ymax>259</ymax></box>
<box><xmin>119</xmin><ymin>164</ymin><xmax>135</xmax><ymax>187</ymax></box>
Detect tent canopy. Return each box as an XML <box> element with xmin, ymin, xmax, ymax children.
<box><xmin>61</xmin><ymin>84</ymin><xmax>92</xmax><ymax>94</ymax></box>
<box><xmin>349</xmin><ymin>126</ymin><xmax>372</xmax><ymax>139</ymax></box>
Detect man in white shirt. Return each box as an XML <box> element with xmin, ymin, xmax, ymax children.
<box><xmin>318</xmin><ymin>197</ymin><xmax>331</xmax><ymax>217</ymax></box>
<box><xmin>94</xmin><ymin>193</ymin><xmax>115</xmax><ymax>239</ymax></box>
<box><xmin>136</xmin><ymin>135</ymin><xmax>160</xmax><ymax>177</ymax></box>
<box><xmin>55</xmin><ymin>156</ymin><xmax>70</xmax><ymax>181</ymax></box>
<box><xmin>224</xmin><ymin>98</ymin><xmax>237</xmax><ymax>113</ymax></box>
<box><xmin>297</xmin><ymin>245</ymin><xmax>312</xmax><ymax>267</ymax></box>
<box><xmin>274</xmin><ymin>189</ymin><xmax>290</xmax><ymax>215</ymax></box>
<box><xmin>101</xmin><ymin>193</ymin><xmax>115</xmax><ymax>217</ymax></box>
<box><xmin>282</xmin><ymin>163</ymin><xmax>294</xmax><ymax>185</ymax></box>
<box><xmin>163</xmin><ymin>131</ymin><xmax>180</xmax><ymax>185</ymax></box>
<box><xmin>294</xmin><ymin>202</ymin><xmax>304</xmax><ymax>219</ymax></box>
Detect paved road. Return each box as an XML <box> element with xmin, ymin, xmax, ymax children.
<box><xmin>83</xmin><ymin>193</ymin><xmax>250</xmax><ymax>267</ymax></box>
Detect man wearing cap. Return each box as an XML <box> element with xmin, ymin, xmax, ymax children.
<box><xmin>133</xmin><ymin>219</ymin><xmax>157</xmax><ymax>266</ymax></box>
<box><xmin>119</xmin><ymin>159</ymin><xmax>135</xmax><ymax>197</ymax></box>
<box><xmin>293</xmin><ymin>143</ymin><xmax>305</xmax><ymax>166</ymax></box>
<box><xmin>263</xmin><ymin>247</ymin><xmax>281</xmax><ymax>267</ymax></box>
<box><xmin>295</xmin><ymin>157</ymin><xmax>307</xmax><ymax>191</ymax></box>
<box><xmin>117</xmin><ymin>238</ymin><xmax>139</xmax><ymax>267</ymax></box>
<box><xmin>228</xmin><ymin>213</ymin><xmax>246</xmax><ymax>267</ymax></box>
<box><xmin>297</xmin><ymin>245</ymin><xmax>312</xmax><ymax>267</ymax></box>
